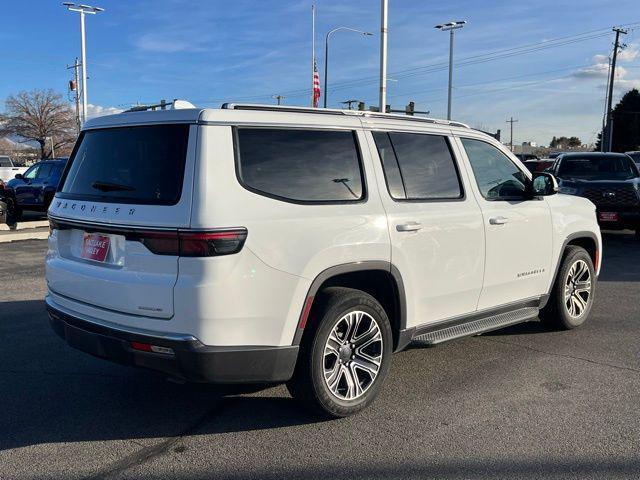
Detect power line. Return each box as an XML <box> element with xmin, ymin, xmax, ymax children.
<box><xmin>198</xmin><ymin>24</ymin><xmax>635</xmax><ymax>106</ymax></box>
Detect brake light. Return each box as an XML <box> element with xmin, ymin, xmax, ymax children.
<box><xmin>130</xmin><ymin>341</ymin><xmax>174</xmax><ymax>355</ymax></box>
<box><xmin>139</xmin><ymin>228</ymin><xmax>248</xmax><ymax>257</ymax></box>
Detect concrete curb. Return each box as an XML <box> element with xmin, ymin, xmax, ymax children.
<box><xmin>0</xmin><ymin>220</ymin><xmax>49</xmax><ymax>232</ymax></box>
<box><xmin>0</xmin><ymin>227</ymin><xmax>49</xmax><ymax>243</ymax></box>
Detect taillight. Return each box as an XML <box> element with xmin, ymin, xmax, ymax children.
<box><xmin>139</xmin><ymin>228</ymin><xmax>248</xmax><ymax>257</ymax></box>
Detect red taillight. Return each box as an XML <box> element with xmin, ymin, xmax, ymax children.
<box><xmin>130</xmin><ymin>341</ymin><xmax>174</xmax><ymax>355</ymax></box>
<box><xmin>139</xmin><ymin>228</ymin><xmax>247</xmax><ymax>257</ymax></box>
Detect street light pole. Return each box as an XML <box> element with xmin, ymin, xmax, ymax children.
<box><xmin>63</xmin><ymin>3</ymin><xmax>104</xmax><ymax>124</ymax></box>
<box><xmin>323</xmin><ymin>27</ymin><xmax>373</xmax><ymax>108</ymax></box>
<box><xmin>435</xmin><ymin>20</ymin><xmax>466</xmax><ymax>120</ymax></box>
<box><xmin>379</xmin><ymin>0</ymin><xmax>388</xmax><ymax>113</ymax></box>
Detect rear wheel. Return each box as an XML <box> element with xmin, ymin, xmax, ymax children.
<box><xmin>287</xmin><ymin>287</ymin><xmax>392</xmax><ymax>418</ymax></box>
<box><xmin>540</xmin><ymin>246</ymin><xmax>595</xmax><ymax>329</ymax></box>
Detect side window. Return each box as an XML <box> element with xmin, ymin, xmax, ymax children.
<box><xmin>36</xmin><ymin>164</ymin><xmax>54</xmax><ymax>179</ymax></box>
<box><xmin>372</xmin><ymin>131</ymin><xmax>463</xmax><ymax>200</ymax></box>
<box><xmin>461</xmin><ymin>138</ymin><xmax>529</xmax><ymax>200</ymax></box>
<box><xmin>24</xmin><ymin>165</ymin><xmax>39</xmax><ymax>180</ymax></box>
<box><xmin>371</xmin><ymin>132</ymin><xmax>405</xmax><ymax>199</ymax></box>
<box><xmin>236</xmin><ymin>128</ymin><xmax>364</xmax><ymax>203</ymax></box>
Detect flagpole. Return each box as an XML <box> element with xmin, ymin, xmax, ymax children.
<box><xmin>311</xmin><ymin>4</ymin><xmax>316</xmax><ymax>107</ymax></box>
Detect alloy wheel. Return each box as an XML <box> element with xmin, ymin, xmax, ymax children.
<box><xmin>564</xmin><ymin>259</ymin><xmax>592</xmax><ymax>319</ymax></box>
<box><xmin>322</xmin><ymin>311</ymin><xmax>383</xmax><ymax>401</ymax></box>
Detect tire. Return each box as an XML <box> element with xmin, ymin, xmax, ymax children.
<box><xmin>540</xmin><ymin>246</ymin><xmax>596</xmax><ymax>330</ymax></box>
<box><xmin>286</xmin><ymin>287</ymin><xmax>393</xmax><ymax>418</ymax></box>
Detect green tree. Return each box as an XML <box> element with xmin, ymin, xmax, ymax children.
<box><xmin>596</xmin><ymin>88</ymin><xmax>640</xmax><ymax>152</ymax></box>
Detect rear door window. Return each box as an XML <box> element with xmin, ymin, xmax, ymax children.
<box><xmin>372</xmin><ymin>131</ymin><xmax>463</xmax><ymax>200</ymax></box>
<box><xmin>236</xmin><ymin>128</ymin><xmax>364</xmax><ymax>203</ymax></box>
<box><xmin>60</xmin><ymin>124</ymin><xmax>190</xmax><ymax>205</ymax></box>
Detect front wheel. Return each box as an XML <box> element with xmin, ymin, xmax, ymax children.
<box><xmin>540</xmin><ymin>246</ymin><xmax>595</xmax><ymax>329</ymax></box>
<box><xmin>287</xmin><ymin>287</ymin><xmax>392</xmax><ymax>418</ymax></box>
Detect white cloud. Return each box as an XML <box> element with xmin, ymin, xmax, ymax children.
<box><xmin>571</xmin><ymin>43</ymin><xmax>640</xmax><ymax>88</ymax></box>
<box><xmin>86</xmin><ymin>104</ymin><xmax>123</xmax><ymax>119</ymax></box>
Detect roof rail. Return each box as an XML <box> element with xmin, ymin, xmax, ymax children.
<box><xmin>221</xmin><ymin>103</ymin><xmax>470</xmax><ymax>129</ymax></box>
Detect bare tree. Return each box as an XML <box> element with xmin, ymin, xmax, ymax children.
<box><xmin>0</xmin><ymin>89</ymin><xmax>77</xmax><ymax>159</ymax></box>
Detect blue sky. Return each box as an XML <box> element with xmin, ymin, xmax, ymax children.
<box><xmin>1</xmin><ymin>0</ymin><xmax>639</xmax><ymax>146</ymax></box>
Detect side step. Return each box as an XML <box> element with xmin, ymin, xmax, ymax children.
<box><xmin>412</xmin><ymin>307</ymin><xmax>539</xmax><ymax>346</ymax></box>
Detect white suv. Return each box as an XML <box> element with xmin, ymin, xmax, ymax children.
<box><xmin>46</xmin><ymin>104</ymin><xmax>601</xmax><ymax>417</ymax></box>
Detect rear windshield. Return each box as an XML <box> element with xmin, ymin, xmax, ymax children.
<box><xmin>0</xmin><ymin>157</ymin><xmax>12</xmax><ymax>167</ymax></box>
<box><xmin>558</xmin><ymin>156</ymin><xmax>638</xmax><ymax>180</ymax></box>
<box><xmin>60</xmin><ymin>124</ymin><xmax>190</xmax><ymax>205</ymax></box>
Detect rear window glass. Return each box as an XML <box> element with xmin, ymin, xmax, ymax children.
<box><xmin>236</xmin><ymin>128</ymin><xmax>364</xmax><ymax>203</ymax></box>
<box><xmin>60</xmin><ymin>124</ymin><xmax>190</xmax><ymax>205</ymax></box>
<box><xmin>0</xmin><ymin>157</ymin><xmax>12</xmax><ymax>167</ymax></box>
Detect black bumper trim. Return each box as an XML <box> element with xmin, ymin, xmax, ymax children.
<box><xmin>47</xmin><ymin>304</ymin><xmax>298</xmax><ymax>384</ymax></box>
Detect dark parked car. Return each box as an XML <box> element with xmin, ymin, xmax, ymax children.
<box><xmin>5</xmin><ymin>158</ymin><xmax>67</xmax><ymax>220</ymax></box>
<box><xmin>547</xmin><ymin>152</ymin><xmax>640</xmax><ymax>237</ymax></box>
<box><xmin>522</xmin><ymin>158</ymin><xmax>554</xmax><ymax>173</ymax></box>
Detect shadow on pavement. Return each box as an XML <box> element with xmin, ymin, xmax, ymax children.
<box><xmin>598</xmin><ymin>231</ymin><xmax>640</xmax><ymax>282</ymax></box>
<box><xmin>0</xmin><ymin>299</ymin><xmax>323</xmax><ymax>453</ymax></box>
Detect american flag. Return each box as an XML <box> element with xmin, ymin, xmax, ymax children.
<box><xmin>313</xmin><ymin>60</ymin><xmax>321</xmax><ymax>108</ymax></box>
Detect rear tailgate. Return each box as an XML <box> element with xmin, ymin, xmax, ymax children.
<box><xmin>47</xmin><ymin>123</ymin><xmax>197</xmax><ymax>319</ymax></box>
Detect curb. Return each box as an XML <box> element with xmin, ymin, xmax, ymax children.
<box><xmin>0</xmin><ymin>227</ymin><xmax>49</xmax><ymax>243</ymax></box>
<box><xmin>0</xmin><ymin>220</ymin><xmax>49</xmax><ymax>232</ymax></box>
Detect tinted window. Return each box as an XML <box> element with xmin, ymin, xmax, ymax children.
<box><xmin>0</xmin><ymin>157</ymin><xmax>12</xmax><ymax>167</ymax></box>
<box><xmin>61</xmin><ymin>124</ymin><xmax>190</xmax><ymax>205</ymax></box>
<box><xmin>236</xmin><ymin>128</ymin><xmax>364</xmax><ymax>202</ymax></box>
<box><xmin>461</xmin><ymin>138</ymin><xmax>529</xmax><ymax>200</ymax></box>
<box><xmin>371</xmin><ymin>132</ymin><xmax>405</xmax><ymax>199</ymax></box>
<box><xmin>557</xmin><ymin>155</ymin><xmax>638</xmax><ymax>180</ymax></box>
<box><xmin>36</xmin><ymin>163</ymin><xmax>54</xmax><ymax>179</ymax></box>
<box><xmin>374</xmin><ymin>132</ymin><xmax>462</xmax><ymax>200</ymax></box>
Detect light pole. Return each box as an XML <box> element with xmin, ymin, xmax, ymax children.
<box><xmin>434</xmin><ymin>20</ymin><xmax>466</xmax><ymax>120</ymax></box>
<box><xmin>63</xmin><ymin>3</ymin><xmax>104</xmax><ymax>125</ymax></box>
<box><xmin>324</xmin><ymin>27</ymin><xmax>373</xmax><ymax>108</ymax></box>
<box><xmin>379</xmin><ymin>0</ymin><xmax>388</xmax><ymax>113</ymax></box>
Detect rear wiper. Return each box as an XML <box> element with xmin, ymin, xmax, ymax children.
<box><xmin>91</xmin><ymin>181</ymin><xmax>136</xmax><ymax>192</ymax></box>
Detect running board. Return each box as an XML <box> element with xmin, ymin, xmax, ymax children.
<box><xmin>411</xmin><ymin>307</ymin><xmax>539</xmax><ymax>346</ymax></box>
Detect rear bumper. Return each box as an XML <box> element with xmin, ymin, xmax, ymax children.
<box><xmin>46</xmin><ymin>297</ymin><xmax>298</xmax><ymax>383</ymax></box>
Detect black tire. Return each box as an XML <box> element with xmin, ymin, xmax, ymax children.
<box><xmin>540</xmin><ymin>245</ymin><xmax>596</xmax><ymax>330</ymax></box>
<box><xmin>286</xmin><ymin>287</ymin><xmax>392</xmax><ymax>418</ymax></box>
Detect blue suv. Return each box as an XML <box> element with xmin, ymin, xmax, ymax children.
<box><xmin>5</xmin><ymin>158</ymin><xmax>67</xmax><ymax>219</ymax></box>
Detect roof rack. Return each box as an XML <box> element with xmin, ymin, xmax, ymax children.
<box><xmin>220</xmin><ymin>103</ymin><xmax>470</xmax><ymax>129</ymax></box>
<box><xmin>124</xmin><ymin>99</ymin><xmax>196</xmax><ymax>113</ymax></box>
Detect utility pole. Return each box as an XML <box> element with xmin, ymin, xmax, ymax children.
<box><xmin>506</xmin><ymin>117</ymin><xmax>518</xmax><ymax>152</ymax></box>
<box><xmin>67</xmin><ymin>58</ymin><xmax>81</xmax><ymax>133</ymax></box>
<box><xmin>63</xmin><ymin>3</ymin><xmax>104</xmax><ymax>124</ymax></box>
<box><xmin>604</xmin><ymin>27</ymin><xmax>628</xmax><ymax>152</ymax></box>
<box><xmin>379</xmin><ymin>0</ymin><xmax>388</xmax><ymax>113</ymax></box>
<box><xmin>272</xmin><ymin>95</ymin><xmax>285</xmax><ymax>105</ymax></box>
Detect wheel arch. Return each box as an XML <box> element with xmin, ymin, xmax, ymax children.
<box><xmin>292</xmin><ymin>261</ymin><xmax>407</xmax><ymax>352</ymax></box>
<box><xmin>546</xmin><ymin>231</ymin><xmax>600</xmax><ymax>301</ymax></box>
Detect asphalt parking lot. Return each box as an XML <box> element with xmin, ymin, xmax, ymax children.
<box><xmin>1</xmin><ymin>233</ymin><xmax>639</xmax><ymax>480</ymax></box>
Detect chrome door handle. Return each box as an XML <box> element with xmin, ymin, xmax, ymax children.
<box><xmin>396</xmin><ymin>222</ymin><xmax>423</xmax><ymax>232</ymax></box>
<box><xmin>489</xmin><ymin>216</ymin><xmax>508</xmax><ymax>225</ymax></box>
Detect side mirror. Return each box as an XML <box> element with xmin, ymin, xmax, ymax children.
<box><xmin>14</xmin><ymin>173</ymin><xmax>23</xmax><ymax>180</ymax></box>
<box><xmin>532</xmin><ymin>172</ymin><xmax>558</xmax><ymax>196</ymax></box>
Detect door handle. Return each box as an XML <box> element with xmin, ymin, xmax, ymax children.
<box><xmin>489</xmin><ymin>216</ymin><xmax>508</xmax><ymax>225</ymax></box>
<box><xmin>396</xmin><ymin>222</ymin><xmax>423</xmax><ymax>232</ymax></box>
